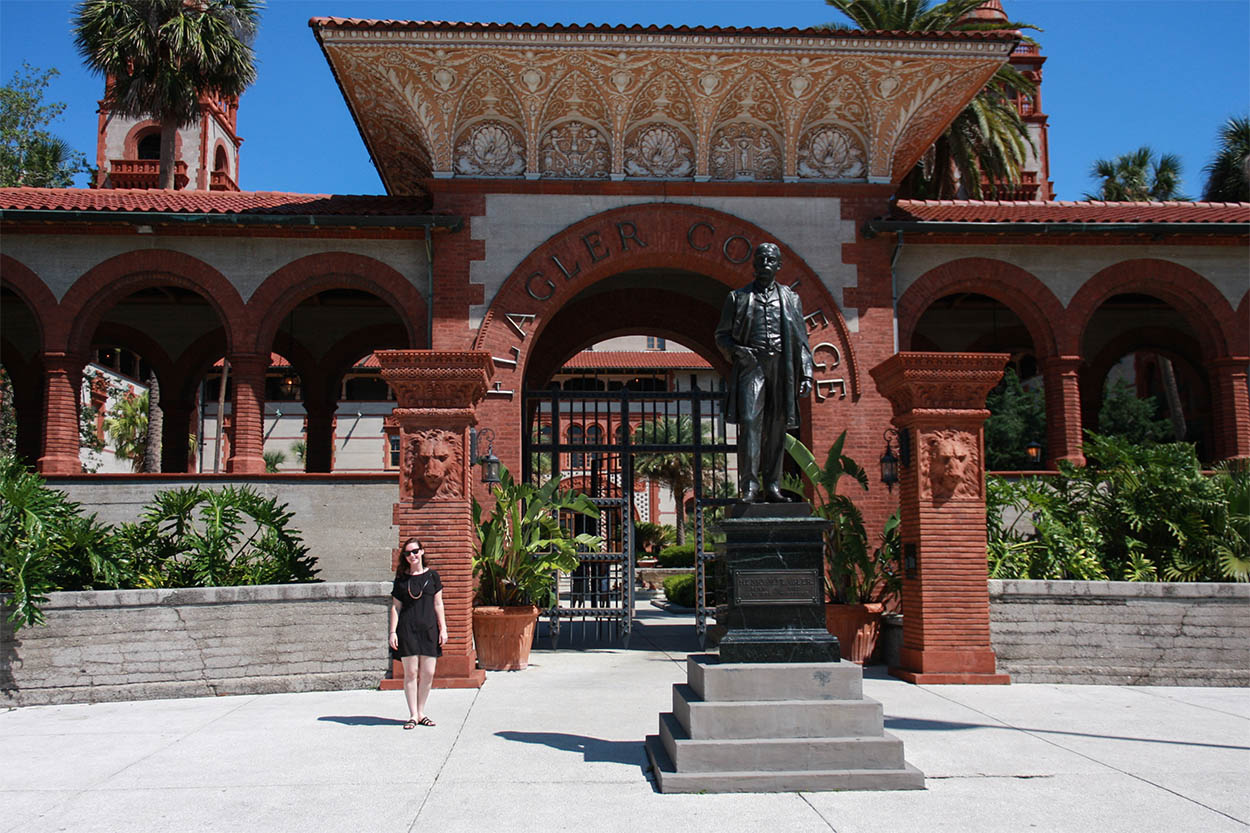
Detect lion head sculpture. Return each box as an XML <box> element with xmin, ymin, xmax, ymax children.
<box><xmin>402</xmin><ymin>430</ymin><xmax>463</xmax><ymax>498</ymax></box>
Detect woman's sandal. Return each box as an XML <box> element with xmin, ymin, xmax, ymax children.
<box><xmin>402</xmin><ymin>719</ymin><xmax>417</xmax><ymax>730</ymax></box>
<box><xmin>417</xmin><ymin>716</ymin><xmax>435</xmax><ymax>727</ymax></box>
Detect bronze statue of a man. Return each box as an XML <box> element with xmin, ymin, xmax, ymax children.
<box><xmin>714</xmin><ymin>242</ymin><xmax>814</xmax><ymax>502</ymax></box>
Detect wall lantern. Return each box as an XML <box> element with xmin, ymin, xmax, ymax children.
<box><xmin>880</xmin><ymin>427</ymin><xmax>910</xmax><ymax>492</ymax></box>
<box><xmin>1025</xmin><ymin>440</ymin><xmax>1044</xmax><ymax>468</ymax></box>
<box><xmin>470</xmin><ymin>426</ymin><xmax>502</xmax><ymax>485</ymax></box>
<box><xmin>278</xmin><ymin>373</ymin><xmax>300</xmax><ymax>399</ymax></box>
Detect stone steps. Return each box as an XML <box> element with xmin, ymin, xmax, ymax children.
<box><xmin>646</xmin><ymin>654</ymin><xmax>924</xmax><ymax>793</ymax></box>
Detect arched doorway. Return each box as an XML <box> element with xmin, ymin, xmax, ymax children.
<box><xmin>472</xmin><ymin>203</ymin><xmax>857</xmax><ymax>644</ymax></box>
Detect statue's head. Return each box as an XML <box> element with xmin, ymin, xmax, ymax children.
<box><xmin>753</xmin><ymin>242</ymin><xmax>781</xmax><ymax>284</ymax></box>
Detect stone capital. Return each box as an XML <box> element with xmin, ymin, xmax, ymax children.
<box><xmin>870</xmin><ymin>352</ymin><xmax>1009</xmax><ymax>417</ymax></box>
<box><xmin>377</xmin><ymin>350</ymin><xmax>493</xmax><ymax>411</ymax></box>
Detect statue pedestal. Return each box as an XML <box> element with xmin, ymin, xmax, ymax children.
<box><xmin>646</xmin><ymin>654</ymin><xmax>925</xmax><ymax>793</ymax></box>
<box><xmin>715</xmin><ymin>503</ymin><xmax>839</xmax><ymax>664</ymax></box>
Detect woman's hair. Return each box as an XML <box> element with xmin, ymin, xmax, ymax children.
<box><xmin>394</xmin><ymin>537</ymin><xmax>424</xmax><ymax>580</ymax></box>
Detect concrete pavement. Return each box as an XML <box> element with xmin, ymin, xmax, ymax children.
<box><xmin>2</xmin><ymin>601</ymin><xmax>1247</xmax><ymax>833</ymax></box>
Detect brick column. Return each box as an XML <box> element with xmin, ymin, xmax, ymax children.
<box><xmin>377</xmin><ymin>350</ymin><xmax>492</xmax><ymax>689</ymax></box>
<box><xmin>225</xmin><ymin>353</ymin><xmax>267</xmax><ymax>474</ymax></box>
<box><xmin>1208</xmin><ymin>357</ymin><xmax>1250</xmax><ymax>460</ymax></box>
<box><xmin>161</xmin><ymin>398</ymin><xmax>195</xmax><ymax>473</ymax></box>
<box><xmin>304</xmin><ymin>402</ymin><xmax>337</xmax><ymax>473</ymax></box>
<box><xmin>1041</xmin><ymin>355</ymin><xmax>1085</xmax><ymax>467</ymax></box>
<box><xmin>36</xmin><ymin>352</ymin><xmax>85</xmax><ymax>475</ymax></box>
<box><xmin>871</xmin><ymin>352</ymin><xmax>1011</xmax><ymax>685</ymax></box>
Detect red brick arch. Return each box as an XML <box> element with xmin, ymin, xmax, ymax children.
<box><xmin>898</xmin><ymin>258</ymin><xmax>1063</xmax><ymax>358</ymax></box>
<box><xmin>248</xmin><ymin>252</ymin><xmax>427</xmax><ymax>355</ymax></box>
<box><xmin>1</xmin><ymin>254</ymin><xmax>56</xmax><ymax>351</ymax></box>
<box><xmin>1063</xmin><ymin>259</ymin><xmax>1235</xmax><ymax>360</ymax></box>
<box><xmin>473</xmin><ymin>201</ymin><xmax>859</xmax><ymax>398</ymax></box>
<box><xmin>62</xmin><ymin>250</ymin><xmax>244</xmax><ymax>357</ymax></box>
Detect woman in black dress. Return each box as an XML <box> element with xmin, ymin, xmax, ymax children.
<box><xmin>388</xmin><ymin>537</ymin><xmax>447</xmax><ymax>729</ymax></box>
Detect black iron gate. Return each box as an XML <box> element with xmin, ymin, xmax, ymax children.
<box><xmin>522</xmin><ymin>387</ymin><xmax>737</xmax><ymax>645</ymax></box>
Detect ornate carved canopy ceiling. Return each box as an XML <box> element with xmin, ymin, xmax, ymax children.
<box><xmin>312</xmin><ymin>20</ymin><xmax>1016</xmax><ymax>196</ymax></box>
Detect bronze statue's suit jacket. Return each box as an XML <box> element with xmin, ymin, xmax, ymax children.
<box><xmin>714</xmin><ymin>281</ymin><xmax>813</xmax><ymax>429</ymax></box>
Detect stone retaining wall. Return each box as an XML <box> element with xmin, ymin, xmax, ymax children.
<box><xmin>989</xmin><ymin>580</ymin><xmax>1250</xmax><ymax>686</ymax></box>
<box><xmin>6</xmin><ymin>580</ymin><xmax>1246</xmax><ymax>706</ymax></box>
<box><xmin>45</xmin><ymin>476</ymin><xmax>399</xmax><ymax>582</ymax></box>
<box><xmin>2</xmin><ymin>582</ymin><xmax>392</xmax><ymax>707</ymax></box>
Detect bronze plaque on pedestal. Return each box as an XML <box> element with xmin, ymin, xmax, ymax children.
<box><xmin>732</xmin><ymin>569</ymin><xmax>822</xmax><ymax>606</ymax></box>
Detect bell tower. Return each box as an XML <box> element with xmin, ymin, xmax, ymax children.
<box><xmin>93</xmin><ymin>86</ymin><xmax>243</xmax><ymax>191</ymax></box>
<box><xmin>962</xmin><ymin>0</ymin><xmax>1054</xmax><ymax>200</ymax></box>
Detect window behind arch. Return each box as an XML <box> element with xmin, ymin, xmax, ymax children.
<box><xmin>136</xmin><ymin>132</ymin><xmax>161</xmax><ymax>160</ymax></box>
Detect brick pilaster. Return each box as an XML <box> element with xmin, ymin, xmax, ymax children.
<box><xmin>871</xmin><ymin>352</ymin><xmax>1011</xmax><ymax>685</ymax></box>
<box><xmin>1041</xmin><ymin>355</ymin><xmax>1085</xmax><ymax>467</ymax></box>
<box><xmin>225</xmin><ymin>353</ymin><xmax>266</xmax><ymax>474</ymax></box>
<box><xmin>36</xmin><ymin>352</ymin><xmax>85</xmax><ymax>475</ymax></box>
<box><xmin>1208</xmin><ymin>357</ymin><xmax>1250</xmax><ymax>460</ymax></box>
<box><xmin>377</xmin><ymin>350</ymin><xmax>493</xmax><ymax>689</ymax></box>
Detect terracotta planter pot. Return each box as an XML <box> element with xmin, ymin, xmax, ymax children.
<box><xmin>825</xmin><ymin>602</ymin><xmax>885</xmax><ymax>665</ymax></box>
<box><xmin>472</xmin><ymin>605</ymin><xmax>540</xmax><ymax>671</ymax></box>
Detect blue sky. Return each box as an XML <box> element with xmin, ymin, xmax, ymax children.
<box><xmin>2</xmin><ymin>0</ymin><xmax>1247</xmax><ymax>200</ymax></box>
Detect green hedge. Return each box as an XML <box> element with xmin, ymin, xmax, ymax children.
<box><xmin>657</xmin><ymin>543</ymin><xmax>696</xmax><ymax>568</ymax></box>
<box><xmin>662</xmin><ymin>573</ymin><xmax>696</xmax><ymax>608</ymax></box>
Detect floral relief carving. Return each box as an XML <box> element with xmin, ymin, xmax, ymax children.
<box><xmin>623</xmin><ymin>123</ymin><xmax>694</xmax><ymax>178</ymax></box>
<box><xmin>317</xmin><ymin>24</ymin><xmax>1013</xmax><ymax>190</ymax></box>
<box><xmin>796</xmin><ymin>125</ymin><xmax>866</xmax><ymax>179</ymax></box>
<box><xmin>920</xmin><ymin>429</ymin><xmax>980</xmax><ymax>501</ymax></box>
<box><xmin>627</xmin><ymin>71</ymin><xmax>695</xmax><ymax>126</ymax></box>
<box><xmin>403</xmin><ymin>430</ymin><xmax>464</xmax><ymax>499</ymax></box>
<box><xmin>709</xmin><ymin>122</ymin><xmax>782</xmax><ymax>181</ymax></box>
<box><xmin>455</xmin><ymin>120</ymin><xmax>526</xmax><ymax>176</ymax></box>
<box><xmin>539</xmin><ymin>121</ymin><xmax>610</xmax><ymax>178</ymax></box>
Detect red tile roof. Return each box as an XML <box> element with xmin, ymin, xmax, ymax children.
<box><xmin>560</xmin><ymin>351</ymin><xmax>713</xmax><ymax>371</ymax></box>
<box><xmin>890</xmin><ymin>199</ymin><xmax>1250</xmax><ymax>224</ymax></box>
<box><xmin>0</xmin><ymin>187</ymin><xmax>434</xmax><ymax>216</ymax></box>
<box><xmin>310</xmin><ymin>17</ymin><xmax>1017</xmax><ymax>42</ymax></box>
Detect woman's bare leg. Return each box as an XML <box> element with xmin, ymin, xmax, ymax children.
<box><xmin>401</xmin><ymin>655</ymin><xmax>420</xmax><ymax>720</ymax></box>
<box><xmin>416</xmin><ymin>655</ymin><xmax>438</xmax><ymax>721</ymax></box>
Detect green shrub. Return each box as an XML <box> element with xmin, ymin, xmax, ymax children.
<box><xmin>0</xmin><ymin>455</ymin><xmax>124</xmax><ymax>628</ymax></box>
<box><xmin>662</xmin><ymin>573</ymin><xmax>696</xmax><ymax>607</ymax></box>
<box><xmin>0</xmin><ymin>456</ymin><xmax>320</xmax><ymax>631</ymax></box>
<box><xmin>657</xmin><ymin>543</ymin><xmax>697</xmax><ymax>568</ymax></box>
<box><xmin>987</xmin><ymin>433</ymin><xmax>1248</xmax><ymax>582</ymax></box>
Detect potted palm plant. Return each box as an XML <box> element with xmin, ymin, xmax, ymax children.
<box><xmin>471</xmin><ymin>466</ymin><xmax>600</xmax><ymax>670</ymax></box>
<box><xmin>783</xmin><ymin>431</ymin><xmax>902</xmax><ymax>664</ymax></box>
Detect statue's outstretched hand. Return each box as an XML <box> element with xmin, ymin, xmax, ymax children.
<box><xmin>799</xmin><ymin>379</ymin><xmax>812</xmax><ymax>397</ymax></box>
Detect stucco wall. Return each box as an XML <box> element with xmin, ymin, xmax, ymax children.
<box><xmin>989</xmin><ymin>580</ymin><xmax>1250</xmax><ymax>686</ymax></box>
<box><xmin>1</xmin><ymin>583</ymin><xmax>392</xmax><ymax>707</ymax></box>
<box><xmin>45</xmin><ymin>477</ymin><xmax>399</xmax><ymax>583</ymax></box>
<box><xmin>1</xmin><ymin>233</ymin><xmax>430</xmax><ymax>303</ymax></box>
<box><xmin>896</xmin><ymin>243</ymin><xmax>1248</xmax><ymax>308</ymax></box>
<box><xmin>469</xmin><ymin>194</ymin><xmax>859</xmax><ymax>330</ymax></box>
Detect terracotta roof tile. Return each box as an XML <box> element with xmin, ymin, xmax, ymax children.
<box><xmin>309</xmin><ymin>17</ymin><xmax>1017</xmax><ymax>42</ymax></box>
<box><xmin>890</xmin><ymin>199</ymin><xmax>1250</xmax><ymax>224</ymax></box>
<box><xmin>560</xmin><ymin>351</ymin><xmax>713</xmax><ymax>371</ymax></box>
<box><xmin>0</xmin><ymin>187</ymin><xmax>434</xmax><ymax>216</ymax></box>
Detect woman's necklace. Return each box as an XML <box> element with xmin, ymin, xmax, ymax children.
<box><xmin>406</xmin><ymin>570</ymin><xmax>428</xmax><ymax>600</ymax></box>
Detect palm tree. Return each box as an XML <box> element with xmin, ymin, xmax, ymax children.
<box><xmin>73</xmin><ymin>0</ymin><xmax>261</xmax><ymax>190</ymax></box>
<box><xmin>633</xmin><ymin>416</ymin><xmax>699</xmax><ymax>547</ymax></box>
<box><xmin>1085</xmin><ymin>146</ymin><xmax>1187</xmax><ymax>201</ymax></box>
<box><xmin>105</xmin><ymin>390</ymin><xmax>148</xmax><ymax>471</ymax></box>
<box><xmin>824</xmin><ymin>0</ymin><xmax>1039</xmax><ymax>199</ymax></box>
<box><xmin>1201</xmin><ymin>115</ymin><xmax>1250</xmax><ymax>202</ymax></box>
